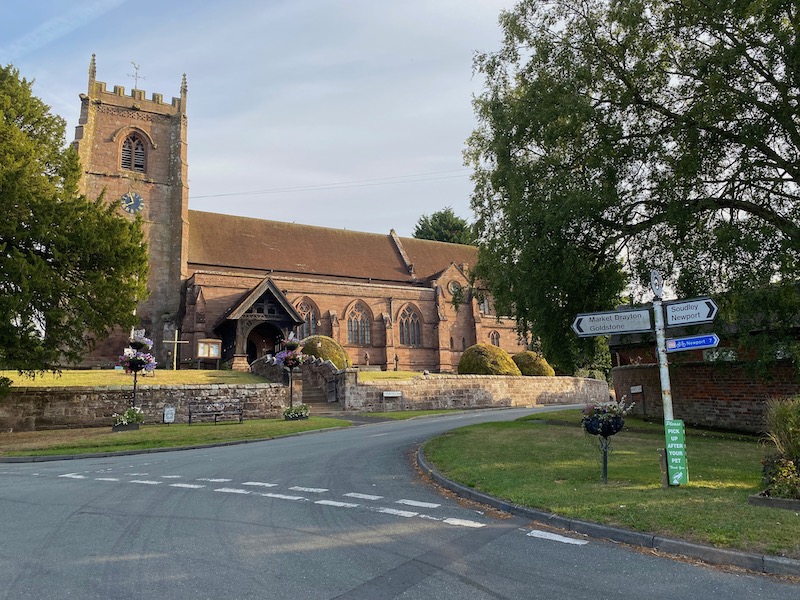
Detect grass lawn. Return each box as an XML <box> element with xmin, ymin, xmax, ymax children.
<box><xmin>1</xmin><ymin>369</ymin><xmax>268</xmax><ymax>387</ymax></box>
<box><xmin>423</xmin><ymin>409</ymin><xmax>800</xmax><ymax>559</ymax></box>
<box><xmin>0</xmin><ymin>417</ymin><xmax>350</xmax><ymax>457</ymax></box>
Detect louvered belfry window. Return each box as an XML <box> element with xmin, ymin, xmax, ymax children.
<box><xmin>121</xmin><ymin>135</ymin><xmax>146</xmax><ymax>172</ymax></box>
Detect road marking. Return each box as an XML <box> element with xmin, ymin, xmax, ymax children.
<box><xmin>170</xmin><ymin>483</ymin><xmax>205</xmax><ymax>489</ymax></box>
<box><xmin>369</xmin><ymin>433</ymin><xmax>390</xmax><ymax>438</ymax></box>
<box><xmin>397</xmin><ymin>499</ymin><xmax>441</xmax><ymax>509</ymax></box>
<box><xmin>443</xmin><ymin>518</ymin><xmax>484</xmax><ymax>528</ymax></box>
<box><xmin>527</xmin><ymin>530</ymin><xmax>588</xmax><ymax>546</ymax></box>
<box><xmin>214</xmin><ymin>488</ymin><xmax>250</xmax><ymax>494</ymax></box>
<box><xmin>129</xmin><ymin>480</ymin><xmax>161</xmax><ymax>485</ymax></box>
<box><xmin>289</xmin><ymin>486</ymin><xmax>328</xmax><ymax>493</ymax></box>
<box><xmin>377</xmin><ymin>507</ymin><xmax>418</xmax><ymax>518</ymax></box>
<box><xmin>95</xmin><ymin>477</ymin><xmax>119</xmax><ymax>482</ymax></box>
<box><xmin>259</xmin><ymin>492</ymin><xmax>308</xmax><ymax>501</ymax></box>
<box><xmin>197</xmin><ymin>478</ymin><xmax>231</xmax><ymax>482</ymax></box>
<box><xmin>127</xmin><ymin>473</ymin><xmax>149</xmax><ymax>476</ymax></box>
<box><xmin>242</xmin><ymin>481</ymin><xmax>278</xmax><ymax>488</ymax></box>
<box><xmin>344</xmin><ymin>493</ymin><xmax>383</xmax><ymax>500</ymax></box>
<box><xmin>160</xmin><ymin>475</ymin><xmax>182</xmax><ymax>479</ymax></box>
<box><xmin>59</xmin><ymin>473</ymin><xmax>86</xmax><ymax>479</ymax></box>
<box><xmin>316</xmin><ymin>500</ymin><xmax>359</xmax><ymax>508</ymax></box>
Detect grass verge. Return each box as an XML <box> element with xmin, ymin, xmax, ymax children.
<box><xmin>423</xmin><ymin>410</ymin><xmax>800</xmax><ymax>559</ymax></box>
<box><xmin>0</xmin><ymin>418</ymin><xmax>350</xmax><ymax>457</ymax></box>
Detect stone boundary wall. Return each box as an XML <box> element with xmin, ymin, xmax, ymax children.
<box><xmin>0</xmin><ymin>383</ymin><xmax>287</xmax><ymax>432</ymax></box>
<box><xmin>344</xmin><ymin>375</ymin><xmax>609</xmax><ymax>412</ymax></box>
<box><xmin>612</xmin><ymin>362</ymin><xmax>800</xmax><ymax>433</ymax></box>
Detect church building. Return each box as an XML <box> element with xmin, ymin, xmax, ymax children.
<box><xmin>72</xmin><ymin>57</ymin><xmax>525</xmax><ymax>371</ymax></box>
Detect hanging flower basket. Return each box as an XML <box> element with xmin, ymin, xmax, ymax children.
<box><xmin>582</xmin><ymin>415</ymin><xmax>624</xmax><ymax>437</ymax></box>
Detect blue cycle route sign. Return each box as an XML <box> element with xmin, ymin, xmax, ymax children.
<box><xmin>666</xmin><ymin>333</ymin><xmax>720</xmax><ymax>353</ymax></box>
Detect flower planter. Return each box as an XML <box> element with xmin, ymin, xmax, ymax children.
<box><xmin>284</xmin><ymin>414</ymin><xmax>309</xmax><ymax>421</ymax></box>
<box><xmin>748</xmin><ymin>493</ymin><xmax>800</xmax><ymax>511</ymax></box>
<box><xmin>582</xmin><ymin>415</ymin><xmax>624</xmax><ymax>437</ymax></box>
<box><xmin>112</xmin><ymin>423</ymin><xmax>140</xmax><ymax>432</ymax></box>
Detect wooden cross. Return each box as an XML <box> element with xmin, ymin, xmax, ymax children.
<box><xmin>163</xmin><ymin>329</ymin><xmax>189</xmax><ymax>370</ymax></box>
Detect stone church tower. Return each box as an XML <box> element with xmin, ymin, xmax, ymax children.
<box><xmin>72</xmin><ymin>56</ymin><xmax>189</xmax><ymax>362</ymax></box>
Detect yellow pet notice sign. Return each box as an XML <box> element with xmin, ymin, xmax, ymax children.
<box><xmin>665</xmin><ymin>419</ymin><xmax>689</xmax><ymax>485</ymax></box>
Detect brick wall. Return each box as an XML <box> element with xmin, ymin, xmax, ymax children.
<box><xmin>612</xmin><ymin>362</ymin><xmax>800</xmax><ymax>432</ymax></box>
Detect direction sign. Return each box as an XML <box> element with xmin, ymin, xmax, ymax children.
<box><xmin>572</xmin><ymin>308</ymin><xmax>652</xmax><ymax>337</ymax></box>
<box><xmin>666</xmin><ymin>333</ymin><xmax>720</xmax><ymax>353</ymax></box>
<box><xmin>664</xmin><ymin>297</ymin><xmax>718</xmax><ymax>327</ymax></box>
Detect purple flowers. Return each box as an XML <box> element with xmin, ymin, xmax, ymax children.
<box><xmin>119</xmin><ymin>351</ymin><xmax>157</xmax><ymax>373</ymax></box>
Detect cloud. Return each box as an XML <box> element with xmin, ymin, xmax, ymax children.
<box><xmin>0</xmin><ymin>0</ymin><xmax>125</xmax><ymax>61</ymax></box>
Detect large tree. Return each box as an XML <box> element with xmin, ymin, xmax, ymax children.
<box><xmin>467</xmin><ymin>0</ymin><xmax>800</xmax><ymax>373</ymax></box>
<box><xmin>0</xmin><ymin>65</ymin><xmax>148</xmax><ymax>377</ymax></box>
<box><xmin>413</xmin><ymin>207</ymin><xmax>476</xmax><ymax>245</ymax></box>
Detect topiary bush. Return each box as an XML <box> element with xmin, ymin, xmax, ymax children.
<box><xmin>458</xmin><ymin>344</ymin><xmax>521</xmax><ymax>376</ymax></box>
<box><xmin>512</xmin><ymin>351</ymin><xmax>555</xmax><ymax>377</ymax></box>
<box><xmin>300</xmin><ymin>335</ymin><xmax>350</xmax><ymax>370</ymax></box>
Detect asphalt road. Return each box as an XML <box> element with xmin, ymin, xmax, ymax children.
<box><xmin>1</xmin><ymin>408</ymin><xmax>797</xmax><ymax>599</ymax></box>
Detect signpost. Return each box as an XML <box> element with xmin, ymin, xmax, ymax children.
<box><xmin>571</xmin><ymin>270</ymin><xmax>718</xmax><ymax>486</ymax></box>
<box><xmin>571</xmin><ymin>308</ymin><xmax>652</xmax><ymax>337</ymax></box>
<box><xmin>666</xmin><ymin>333</ymin><xmax>720</xmax><ymax>353</ymax></box>
<box><xmin>664</xmin><ymin>298</ymin><xmax>718</xmax><ymax>327</ymax></box>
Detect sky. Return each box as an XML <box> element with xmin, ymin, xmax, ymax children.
<box><xmin>1</xmin><ymin>0</ymin><xmax>517</xmax><ymax>237</ymax></box>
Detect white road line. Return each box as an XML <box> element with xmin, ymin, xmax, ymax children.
<box><xmin>527</xmin><ymin>530</ymin><xmax>588</xmax><ymax>546</ymax></box>
<box><xmin>418</xmin><ymin>514</ymin><xmax>442</xmax><ymax>521</ymax></box>
<box><xmin>242</xmin><ymin>481</ymin><xmax>278</xmax><ymax>488</ymax></box>
<box><xmin>396</xmin><ymin>499</ymin><xmax>441</xmax><ymax>509</ymax></box>
<box><xmin>377</xmin><ymin>507</ymin><xmax>418</xmax><ymax>518</ymax></box>
<box><xmin>443</xmin><ymin>518</ymin><xmax>485</xmax><ymax>528</ymax></box>
<box><xmin>59</xmin><ymin>473</ymin><xmax>86</xmax><ymax>479</ymax></box>
<box><xmin>259</xmin><ymin>492</ymin><xmax>308</xmax><ymax>501</ymax></box>
<box><xmin>127</xmin><ymin>473</ymin><xmax>149</xmax><ymax>476</ymax></box>
<box><xmin>344</xmin><ymin>493</ymin><xmax>383</xmax><ymax>500</ymax></box>
<box><xmin>170</xmin><ymin>483</ymin><xmax>205</xmax><ymax>489</ymax></box>
<box><xmin>160</xmin><ymin>475</ymin><xmax>182</xmax><ymax>479</ymax></box>
<box><xmin>95</xmin><ymin>477</ymin><xmax>119</xmax><ymax>482</ymax></box>
<box><xmin>196</xmin><ymin>478</ymin><xmax>231</xmax><ymax>482</ymax></box>
<box><xmin>315</xmin><ymin>500</ymin><xmax>359</xmax><ymax>508</ymax></box>
<box><xmin>214</xmin><ymin>488</ymin><xmax>250</xmax><ymax>494</ymax></box>
<box><xmin>289</xmin><ymin>486</ymin><xmax>328</xmax><ymax>493</ymax></box>
<box><xmin>129</xmin><ymin>480</ymin><xmax>161</xmax><ymax>485</ymax></box>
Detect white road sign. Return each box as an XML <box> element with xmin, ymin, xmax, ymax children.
<box><xmin>571</xmin><ymin>308</ymin><xmax>652</xmax><ymax>337</ymax></box>
<box><xmin>664</xmin><ymin>298</ymin><xmax>718</xmax><ymax>327</ymax></box>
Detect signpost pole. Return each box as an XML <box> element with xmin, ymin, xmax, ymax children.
<box><xmin>650</xmin><ymin>271</ymin><xmax>674</xmax><ymax>421</ymax></box>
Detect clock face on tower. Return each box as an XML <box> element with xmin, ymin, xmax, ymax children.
<box><xmin>120</xmin><ymin>191</ymin><xmax>144</xmax><ymax>214</ymax></box>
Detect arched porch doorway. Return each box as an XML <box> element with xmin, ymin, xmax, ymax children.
<box><xmin>246</xmin><ymin>322</ymin><xmax>282</xmax><ymax>365</ymax></box>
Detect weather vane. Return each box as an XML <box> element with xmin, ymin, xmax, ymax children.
<box><xmin>128</xmin><ymin>62</ymin><xmax>145</xmax><ymax>90</ymax></box>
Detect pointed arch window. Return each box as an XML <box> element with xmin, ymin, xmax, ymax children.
<box><xmin>121</xmin><ymin>134</ymin><xmax>146</xmax><ymax>172</ymax></box>
<box><xmin>399</xmin><ymin>305</ymin><xmax>421</xmax><ymax>346</ymax></box>
<box><xmin>347</xmin><ymin>303</ymin><xmax>371</xmax><ymax>346</ymax></box>
<box><xmin>489</xmin><ymin>331</ymin><xmax>500</xmax><ymax>346</ymax></box>
<box><xmin>295</xmin><ymin>300</ymin><xmax>318</xmax><ymax>340</ymax></box>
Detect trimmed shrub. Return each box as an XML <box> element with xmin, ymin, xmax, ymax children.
<box><xmin>512</xmin><ymin>351</ymin><xmax>555</xmax><ymax>377</ymax></box>
<box><xmin>300</xmin><ymin>335</ymin><xmax>349</xmax><ymax>370</ymax></box>
<box><xmin>761</xmin><ymin>396</ymin><xmax>800</xmax><ymax>499</ymax></box>
<box><xmin>458</xmin><ymin>344</ymin><xmax>521</xmax><ymax>376</ymax></box>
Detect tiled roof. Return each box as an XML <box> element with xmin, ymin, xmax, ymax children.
<box><xmin>187</xmin><ymin>210</ymin><xmax>478</xmax><ymax>285</ymax></box>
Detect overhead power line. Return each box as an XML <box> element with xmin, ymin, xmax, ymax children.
<box><xmin>189</xmin><ymin>168</ymin><xmax>471</xmax><ymax>199</ymax></box>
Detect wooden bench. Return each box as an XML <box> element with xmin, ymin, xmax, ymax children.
<box><xmin>188</xmin><ymin>400</ymin><xmax>244</xmax><ymax>424</ymax></box>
